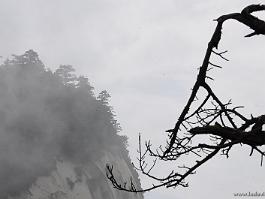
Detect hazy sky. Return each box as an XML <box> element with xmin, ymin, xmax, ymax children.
<box><xmin>0</xmin><ymin>1</ymin><xmax>265</xmax><ymax>199</ymax></box>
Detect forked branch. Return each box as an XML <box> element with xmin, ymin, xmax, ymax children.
<box><xmin>106</xmin><ymin>4</ymin><xmax>265</xmax><ymax>192</ymax></box>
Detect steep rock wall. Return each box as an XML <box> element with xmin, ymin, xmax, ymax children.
<box><xmin>8</xmin><ymin>152</ymin><xmax>143</xmax><ymax>199</ymax></box>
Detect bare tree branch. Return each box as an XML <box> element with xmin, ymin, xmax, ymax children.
<box><xmin>106</xmin><ymin>4</ymin><xmax>265</xmax><ymax>193</ymax></box>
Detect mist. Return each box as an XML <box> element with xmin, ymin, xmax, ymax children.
<box><xmin>0</xmin><ymin>50</ymin><xmax>134</xmax><ymax>198</ymax></box>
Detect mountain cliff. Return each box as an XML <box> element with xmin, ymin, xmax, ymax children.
<box><xmin>8</xmin><ymin>151</ymin><xmax>143</xmax><ymax>199</ymax></box>
<box><xmin>0</xmin><ymin>50</ymin><xmax>143</xmax><ymax>199</ymax></box>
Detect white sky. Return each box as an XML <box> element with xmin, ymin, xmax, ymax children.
<box><xmin>0</xmin><ymin>1</ymin><xmax>265</xmax><ymax>199</ymax></box>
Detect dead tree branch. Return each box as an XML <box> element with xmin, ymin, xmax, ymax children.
<box><xmin>106</xmin><ymin>4</ymin><xmax>265</xmax><ymax>192</ymax></box>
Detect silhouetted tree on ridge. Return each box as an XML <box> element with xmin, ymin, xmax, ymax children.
<box><xmin>0</xmin><ymin>49</ymin><xmax>140</xmax><ymax>198</ymax></box>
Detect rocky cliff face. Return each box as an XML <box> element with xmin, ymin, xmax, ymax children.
<box><xmin>8</xmin><ymin>151</ymin><xmax>143</xmax><ymax>199</ymax></box>
<box><xmin>0</xmin><ymin>51</ymin><xmax>144</xmax><ymax>199</ymax></box>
